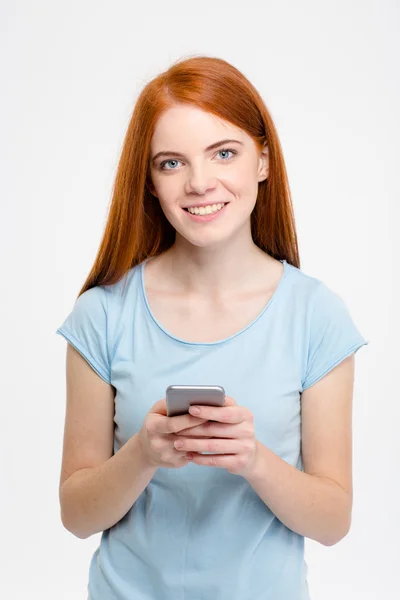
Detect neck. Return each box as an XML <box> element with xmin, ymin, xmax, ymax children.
<box><xmin>157</xmin><ymin>237</ymin><xmax>277</xmax><ymax>298</ymax></box>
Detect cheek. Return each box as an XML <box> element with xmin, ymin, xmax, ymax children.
<box><xmin>221</xmin><ymin>159</ymin><xmax>258</xmax><ymax>188</ymax></box>
<box><xmin>220</xmin><ymin>169</ymin><xmax>258</xmax><ymax>203</ymax></box>
<box><xmin>152</xmin><ymin>177</ymin><xmax>181</xmax><ymax>207</ymax></box>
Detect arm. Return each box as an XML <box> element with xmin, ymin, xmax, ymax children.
<box><xmin>61</xmin><ymin>435</ymin><xmax>157</xmax><ymax>539</ymax></box>
<box><xmin>59</xmin><ymin>344</ymin><xmax>157</xmax><ymax>539</ymax></box>
<box><xmin>244</xmin><ymin>354</ymin><xmax>354</xmax><ymax>546</ymax></box>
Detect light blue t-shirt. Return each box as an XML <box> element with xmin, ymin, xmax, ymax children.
<box><xmin>56</xmin><ymin>257</ymin><xmax>368</xmax><ymax>600</ymax></box>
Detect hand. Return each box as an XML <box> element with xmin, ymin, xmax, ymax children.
<box><xmin>137</xmin><ymin>398</ymin><xmax>209</xmax><ymax>469</ymax></box>
<box><xmin>173</xmin><ymin>395</ymin><xmax>259</xmax><ymax>476</ymax></box>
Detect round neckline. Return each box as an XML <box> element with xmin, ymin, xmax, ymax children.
<box><xmin>139</xmin><ymin>257</ymin><xmax>289</xmax><ymax>346</ymax></box>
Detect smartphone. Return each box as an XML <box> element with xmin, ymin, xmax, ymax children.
<box><xmin>166</xmin><ymin>385</ymin><xmax>226</xmax><ymax>417</ymax></box>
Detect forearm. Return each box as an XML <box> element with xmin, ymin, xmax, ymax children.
<box><xmin>244</xmin><ymin>441</ymin><xmax>352</xmax><ymax>546</ymax></box>
<box><xmin>60</xmin><ymin>433</ymin><xmax>157</xmax><ymax>539</ymax></box>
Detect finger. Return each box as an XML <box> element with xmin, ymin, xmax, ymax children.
<box><xmin>180</xmin><ymin>396</ymin><xmax>237</xmax><ymax>427</ymax></box>
<box><xmin>149</xmin><ymin>398</ymin><xmax>168</xmax><ymax>415</ymax></box>
<box><xmin>149</xmin><ymin>398</ymin><xmax>208</xmax><ymax>419</ymax></box>
<box><xmin>223</xmin><ymin>395</ymin><xmax>237</xmax><ymax>406</ymax></box>
<box><xmin>151</xmin><ymin>413</ymin><xmax>208</xmax><ymax>435</ymax></box>
<box><xmin>186</xmin><ymin>453</ymin><xmax>239</xmax><ymax>469</ymax></box>
<box><xmin>150</xmin><ymin>396</ymin><xmax>236</xmax><ymax>414</ymax></box>
<box><xmin>173</xmin><ymin>437</ymin><xmax>246</xmax><ymax>454</ymax></box>
<box><xmin>176</xmin><ymin>422</ymin><xmax>239</xmax><ymax>438</ymax></box>
<box><xmin>175</xmin><ymin>434</ymin><xmax>213</xmax><ymax>440</ymax></box>
<box><xmin>188</xmin><ymin>404</ymin><xmax>251</xmax><ymax>424</ymax></box>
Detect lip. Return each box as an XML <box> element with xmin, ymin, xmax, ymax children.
<box><xmin>182</xmin><ymin>203</ymin><xmax>229</xmax><ymax>222</ymax></box>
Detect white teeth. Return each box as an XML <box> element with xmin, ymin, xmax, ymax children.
<box><xmin>187</xmin><ymin>203</ymin><xmax>225</xmax><ymax>215</ymax></box>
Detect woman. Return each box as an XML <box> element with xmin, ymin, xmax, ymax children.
<box><xmin>56</xmin><ymin>55</ymin><xmax>368</xmax><ymax>600</ymax></box>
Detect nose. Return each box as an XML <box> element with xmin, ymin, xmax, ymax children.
<box><xmin>185</xmin><ymin>162</ymin><xmax>218</xmax><ymax>196</ymax></box>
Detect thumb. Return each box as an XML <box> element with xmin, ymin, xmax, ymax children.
<box><xmin>223</xmin><ymin>394</ymin><xmax>237</xmax><ymax>406</ymax></box>
<box><xmin>149</xmin><ymin>398</ymin><xmax>167</xmax><ymax>415</ymax></box>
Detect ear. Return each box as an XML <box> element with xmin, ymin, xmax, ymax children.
<box><xmin>258</xmin><ymin>143</ymin><xmax>269</xmax><ymax>182</ymax></box>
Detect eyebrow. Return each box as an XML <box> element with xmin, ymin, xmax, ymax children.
<box><xmin>151</xmin><ymin>139</ymin><xmax>244</xmax><ymax>164</ymax></box>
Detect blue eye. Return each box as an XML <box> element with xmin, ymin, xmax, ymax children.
<box><xmin>218</xmin><ymin>148</ymin><xmax>235</xmax><ymax>160</ymax></box>
<box><xmin>158</xmin><ymin>147</ymin><xmax>237</xmax><ymax>171</ymax></box>
<box><xmin>160</xmin><ymin>159</ymin><xmax>181</xmax><ymax>171</ymax></box>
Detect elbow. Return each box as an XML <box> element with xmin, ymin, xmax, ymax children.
<box><xmin>320</xmin><ymin>486</ymin><xmax>352</xmax><ymax>547</ymax></box>
<box><xmin>322</xmin><ymin>532</ymin><xmax>348</xmax><ymax>547</ymax></box>
<box><xmin>60</xmin><ymin>479</ymin><xmax>92</xmax><ymax>539</ymax></box>
<box><xmin>321</xmin><ymin>515</ymin><xmax>352</xmax><ymax>547</ymax></box>
<box><xmin>60</xmin><ymin>491</ymin><xmax>93</xmax><ymax>539</ymax></box>
<box><xmin>68</xmin><ymin>528</ymin><xmax>90</xmax><ymax>540</ymax></box>
<box><xmin>60</xmin><ymin>509</ymin><xmax>90</xmax><ymax>539</ymax></box>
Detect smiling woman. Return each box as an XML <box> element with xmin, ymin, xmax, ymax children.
<box><xmin>56</xmin><ymin>54</ymin><xmax>368</xmax><ymax>600</ymax></box>
<box><xmin>146</xmin><ymin>103</ymin><xmax>266</xmax><ymax>243</ymax></box>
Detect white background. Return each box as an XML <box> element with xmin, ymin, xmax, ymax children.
<box><xmin>1</xmin><ymin>1</ymin><xmax>398</xmax><ymax>598</ymax></box>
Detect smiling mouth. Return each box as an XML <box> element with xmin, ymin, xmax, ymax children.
<box><xmin>183</xmin><ymin>202</ymin><xmax>227</xmax><ymax>214</ymax></box>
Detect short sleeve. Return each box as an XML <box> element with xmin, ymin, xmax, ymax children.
<box><xmin>56</xmin><ymin>285</ymin><xmax>111</xmax><ymax>384</ymax></box>
<box><xmin>301</xmin><ymin>282</ymin><xmax>369</xmax><ymax>391</ymax></box>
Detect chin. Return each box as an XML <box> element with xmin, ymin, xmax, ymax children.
<box><xmin>181</xmin><ymin>231</ymin><xmax>232</xmax><ymax>249</ymax></box>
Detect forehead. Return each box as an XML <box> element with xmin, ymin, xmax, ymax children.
<box><xmin>151</xmin><ymin>104</ymin><xmax>246</xmax><ymax>149</ymax></box>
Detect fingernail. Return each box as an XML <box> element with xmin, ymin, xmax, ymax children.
<box><xmin>174</xmin><ymin>440</ymin><xmax>184</xmax><ymax>449</ymax></box>
<box><xmin>189</xmin><ymin>406</ymin><xmax>200</xmax><ymax>415</ymax></box>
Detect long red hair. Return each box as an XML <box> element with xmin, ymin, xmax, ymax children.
<box><xmin>78</xmin><ymin>55</ymin><xmax>300</xmax><ymax>298</ymax></box>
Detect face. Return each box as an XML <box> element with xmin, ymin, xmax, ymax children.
<box><xmin>148</xmin><ymin>104</ymin><xmax>268</xmax><ymax>248</ymax></box>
